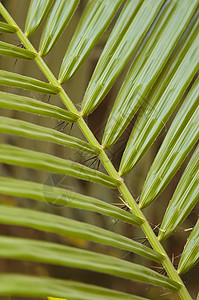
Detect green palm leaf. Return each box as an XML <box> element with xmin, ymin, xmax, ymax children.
<box><xmin>139</xmin><ymin>76</ymin><xmax>199</xmax><ymax>208</ymax></box>
<box><xmin>119</xmin><ymin>17</ymin><xmax>199</xmax><ymax>174</ymax></box>
<box><xmin>0</xmin><ymin>41</ymin><xmax>36</xmax><ymax>59</ymax></box>
<box><xmin>0</xmin><ymin>116</ymin><xmax>99</xmax><ymax>155</ymax></box>
<box><xmin>0</xmin><ymin>1</ymin><xmax>198</xmax><ymax>299</ymax></box>
<box><xmin>59</xmin><ymin>0</ymin><xmax>123</xmax><ymax>83</ymax></box>
<box><xmin>81</xmin><ymin>0</ymin><xmax>164</xmax><ymax>116</ymax></box>
<box><xmin>0</xmin><ymin>176</ymin><xmax>143</xmax><ymax>226</ymax></box>
<box><xmin>102</xmin><ymin>0</ymin><xmax>198</xmax><ymax>151</ymax></box>
<box><xmin>0</xmin><ymin>70</ymin><xmax>60</xmax><ymax>94</ymax></box>
<box><xmin>0</xmin><ymin>274</ymin><xmax>149</xmax><ymax>300</ymax></box>
<box><xmin>0</xmin><ymin>236</ymin><xmax>180</xmax><ymax>290</ymax></box>
<box><xmin>25</xmin><ymin>0</ymin><xmax>53</xmax><ymax>37</ymax></box>
<box><xmin>159</xmin><ymin>144</ymin><xmax>199</xmax><ymax>241</ymax></box>
<box><xmin>0</xmin><ymin>21</ymin><xmax>17</xmax><ymax>33</ymax></box>
<box><xmin>0</xmin><ymin>144</ymin><xmax>120</xmax><ymax>188</ymax></box>
<box><xmin>0</xmin><ymin>91</ymin><xmax>78</xmax><ymax>122</ymax></box>
<box><xmin>0</xmin><ymin>204</ymin><xmax>162</xmax><ymax>262</ymax></box>
<box><xmin>178</xmin><ymin>219</ymin><xmax>199</xmax><ymax>274</ymax></box>
<box><xmin>39</xmin><ymin>0</ymin><xmax>80</xmax><ymax>56</ymax></box>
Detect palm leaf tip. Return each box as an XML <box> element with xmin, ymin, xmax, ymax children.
<box><xmin>139</xmin><ymin>76</ymin><xmax>199</xmax><ymax>209</ymax></box>
<box><xmin>104</xmin><ymin>0</ymin><xmax>199</xmax><ymax>171</ymax></box>
<box><xmin>177</xmin><ymin>219</ymin><xmax>199</xmax><ymax>274</ymax></box>
<box><xmin>0</xmin><ymin>21</ymin><xmax>17</xmax><ymax>33</ymax></box>
<box><xmin>0</xmin><ymin>70</ymin><xmax>61</xmax><ymax>94</ymax></box>
<box><xmin>0</xmin><ymin>236</ymin><xmax>181</xmax><ymax>291</ymax></box>
<box><xmin>58</xmin><ymin>0</ymin><xmax>124</xmax><ymax>84</ymax></box>
<box><xmin>25</xmin><ymin>0</ymin><xmax>53</xmax><ymax>37</ymax></box>
<box><xmin>39</xmin><ymin>0</ymin><xmax>80</xmax><ymax>56</ymax></box>
<box><xmin>81</xmin><ymin>0</ymin><xmax>165</xmax><ymax>117</ymax></box>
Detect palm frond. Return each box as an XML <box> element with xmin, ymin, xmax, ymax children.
<box><xmin>0</xmin><ymin>1</ymin><xmax>198</xmax><ymax>299</ymax></box>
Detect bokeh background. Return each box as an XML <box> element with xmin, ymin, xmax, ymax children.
<box><xmin>0</xmin><ymin>1</ymin><xmax>198</xmax><ymax>299</ymax></box>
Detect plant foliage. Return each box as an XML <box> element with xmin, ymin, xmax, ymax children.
<box><xmin>0</xmin><ymin>0</ymin><xmax>198</xmax><ymax>299</ymax></box>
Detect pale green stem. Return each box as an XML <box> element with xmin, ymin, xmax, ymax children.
<box><xmin>0</xmin><ymin>4</ymin><xmax>192</xmax><ymax>300</ymax></box>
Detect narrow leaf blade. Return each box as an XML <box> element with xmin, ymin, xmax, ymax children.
<box><xmin>0</xmin><ymin>205</ymin><xmax>163</xmax><ymax>262</ymax></box>
<box><xmin>0</xmin><ymin>144</ymin><xmax>120</xmax><ymax>188</ymax></box>
<box><xmin>119</xmin><ymin>14</ymin><xmax>199</xmax><ymax>174</ymax></box>
<box><xmin>0</xmin><ymin>236</ymin><xmax>180</xmax><ymax>291</ymax></box>
<box><xmin>178</xmin><ymin>219</ymin><xmax>199</xmax><ymax>274</ymax></box>
<box><xmin>0</xmin><ymin>70</ymin><xmax>60</xmax><ymax>94</ymax></box>
<box><xmin>103</xmin><ymin>0</ymin><xmax>198</xmax><ymax>150</ymax></box>
<box><xmin>102</xmin><ymin>0</ymin><xmax>179</xmax><ymax>149</ymax></box>
<box><xmin>0</xmin><ymin>116</ymin><xmax>99</xmax><ymax>155</ymax></box>
<box><xmin>0</xmin><ymin>22</ymin><xmax>17</xmax><ymax>33</ymax></box>
<box><xmin>158</xmin><ymin>144</ymin><xmax>199</xmax><ymax>241</ymax></box>
<box><xmin>59</xmin><ymin>0</ymin><xmax>123</xmax><ymax>83</ymax></box>
<box><xmin>139</xmin><ymin>76</ymin><xmax>199</xmax><ymax>208</ymax></box>
<box><xmin>25</xmin><ymin>0</ymin><xmax>53</xmax><ymax>37</ymax></box>
<box><xmin>0</xmin><ymin>176</ymin><xmax>143</xmax><ymax>226</ymax></box>
<box><xmin>81</xmin><ymin>0</ymin><xmax>165</xmax><ymax>116</ymax></box>
<box><xmin>39</xmin><ymin>0</ymin><xmax>80</xmax><ymax>56</ymax></box>
<box><xmin>0</xmin><ymin>274</ymin><xmax>149</xmax><ymax>300</ymax></box>
<box><xmin>0</xmin><ymin>41</ymin><xmax>36</xmax><ymax>59</ymax></box>
<box><xmin>0</xmin><ymin>91</ymin><xmax>78</xmax><ymax>122</ymax></box>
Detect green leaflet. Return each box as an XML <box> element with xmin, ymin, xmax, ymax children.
<box><xmin>101</xmin><ymin>0</ymin><xmax>198</xmax><ymax>151</ymax></box>
<box><xmin>81</xmin><ymin>0</ymin><xmax>164</xmax><ymax>116</ymax></box>
<box><xmin>0</xmin><ymin>116</ymin><xmax>99</xmax><ymax>155</ymax></box>
<box><xmin>0</xmin><ymin>144</ymin><xmax>120</xmax><ymax>188</ymax></box>
<box><xmin>0</xmin><ymin>236</ymin><xmax>180</xmax><ymax>291</ymax></box>
<box><xmin>25</xmin><ymin>0</ymin><xmax>53</xmax><ymax>37</ymax></box>
<box><xmin>39</xmin><ymin>0</ymin><xmax>80</xmax><ymax>56</ymax></box>
<box><xmin>119</xmin><ymin>11</ymin><xmax>199</xmax><ymax>174</ymax></box>
<box><xmin>139</xmin><ymin>76</ymin><xmax>199</xmax><ymax>208</ymax></box>
<box><xmin>0</xmin><ymin>91</ymin><xmax>78</xmax><ymax>122</ymax></box>
<box><xmin>0</xmin><ymin>274</ymin><xmax>149</xmax><ymax>300</ymax></box>
<box><xmin>0</xmin><ymin>21</ymin><xmax>17</xmax><ymax>33</ymax></box>
<box><xmin>158</xmin><ymin>144</ymin><xmax>199</xmax><ymax>241</ymax></box>
<box><xmin>0</xmin><ymin>41</ymin><xmax>36</xmax><ymax>59</ymax></box>
<box><xmin>0</xmin><ymin>176</ymin><xmax>143</xmax><ymax>226</ymax></box>
<box><xmin>0</xmin><ymin>205</ymin><xmax>162</xmax><ymax>262</ymax></box>
<box><xmin>0</xmin><ymin>70</ymin><xmax>60</xmax><ymax>94</ymax></box>
<box><xmin>178</xmin><ymin>219</ymin><xmax>199</xmax><ymax>274</ymax></box>
<box><xmin>101</xmin><ymin>0</ymin><xmax>177</xmax><ymax>150</ymax></box>
<box><xmin>59</xmin><ymin>0</ymin><xmax>123</xmax><ymax>83</ymax></box>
